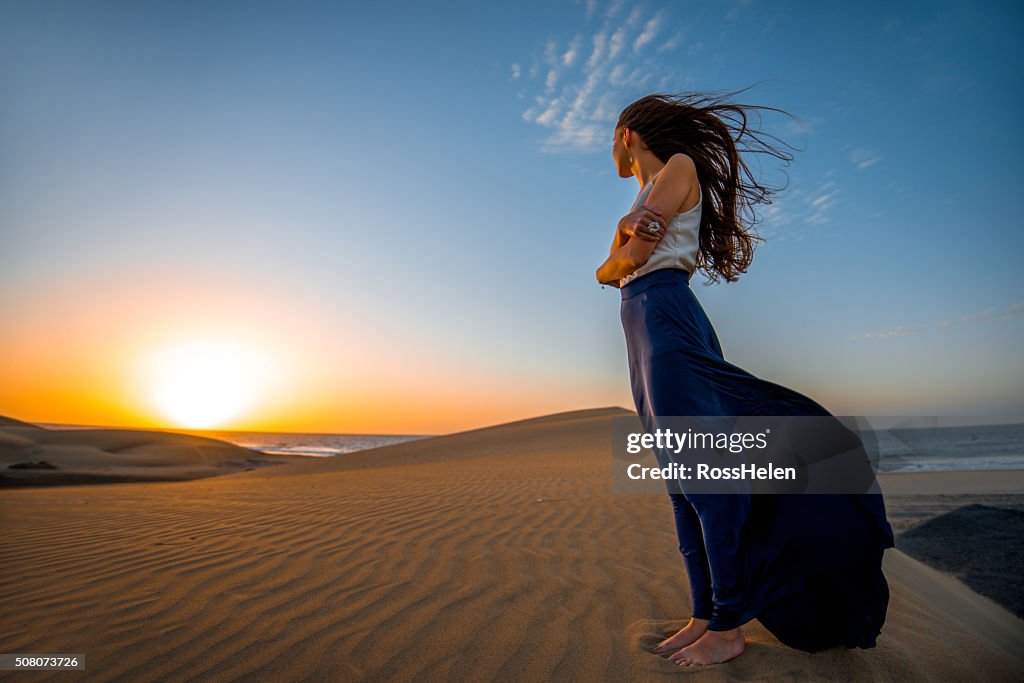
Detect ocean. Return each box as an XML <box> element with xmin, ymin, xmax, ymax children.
<box><xmin>35</xmin><ymin>423</ymin><xmax>430</xmax><ymax>458</ymax></box>
<box><xmin>194</xmin><ymin>429</ymin><xmax>430</xmax><ymax>457</ymax></box>
<box><xmin>32</xmin><ymin>420</ymin><xmax>1024</xmax><ymax>473</ymax></box>
<box><xmin>867</xmin><ymin>420</ymin><xmax>1024</xmax><ymax>473</ymax></box>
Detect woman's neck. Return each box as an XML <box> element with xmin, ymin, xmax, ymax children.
<box><xmin>634</xmin><ymin>159</ymin><xmax>666</xmax><ymax>189</ymax></box>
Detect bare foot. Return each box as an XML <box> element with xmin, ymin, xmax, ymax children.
<box><xmin>649</xmin><ymin>617</ymin><xmax>709</xmax><ymax>654</ymax></box>
<box><xmin>669</xmin><ymin>627</ymin><xmax>745</xmax><ymax>666</ymax></box>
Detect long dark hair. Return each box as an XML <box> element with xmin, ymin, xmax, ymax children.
<box><xmin>617</xmin><ymin>86</ymin><xmax>800</xmax><ymax>284</ymax></box>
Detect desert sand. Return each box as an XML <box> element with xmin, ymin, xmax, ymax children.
<box><xmin>1</xmin><ymin>407</ymin><xmax>1022</xmax><ymax>681</ymax></box>
<box><xmin>0</xmin><ymin>415</ymin><xmax>295</xmax><ymax>487</ymax></box>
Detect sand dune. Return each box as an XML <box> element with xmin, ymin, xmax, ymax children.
<box><xmin>0</xmin><ymin>417</ymin><xmax>295</xmax><ymax>487</ymax></box>
<box><xmin>1</xmin><ymin>407</ymin><xmax>1021</xmax><ymax>681</ymax></box>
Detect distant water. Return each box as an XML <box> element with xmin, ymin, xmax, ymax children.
<box><xmin>30</xmin><ymin>420</ymin><xmax>1024</xmax><ymax>472</ymax></box>
<box><xmin>866</xmin><ymin>421</ymin><xmax>1024</xmax><ymax>473</ymax></box>
<box><xmin>35</xmin><ymin>423</ymin><xmax>432</xmax><ymax>458</ymax></box>
<box><xmin>191</xmin><ymin>429</ymin><xmax>433</xmax><ymax>457</ymax></box>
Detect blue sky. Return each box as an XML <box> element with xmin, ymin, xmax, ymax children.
<box><xmin>1</xmin><ymin>0</ymin><xmax>1022</xmax><ymax>432</ymax></box>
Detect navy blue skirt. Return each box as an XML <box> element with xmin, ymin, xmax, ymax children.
<box><xmin>620</xmin><ymin>267</ymin><xmax>896</xmax><ymax>652</ymax></box>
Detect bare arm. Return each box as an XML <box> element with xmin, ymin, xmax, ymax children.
<box><xmin>596</xmin><ymin>154</ymin><xmax>699</xmax><ymax>287</ymax></box>
<box><xmin>609</xmin><ymin>227</ymin><xmax>628</xmax><ymax>256</ymax></box>
<box><xmin>596</xmin><ymin>237</ymin><xmax>659</xmax><ymax>286</ymax></box>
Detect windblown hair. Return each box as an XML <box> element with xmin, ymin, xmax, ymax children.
<box><xmin>617</xmin><ymin>86</ymin><xmax>801</xmax><ymax>284</ymax></box>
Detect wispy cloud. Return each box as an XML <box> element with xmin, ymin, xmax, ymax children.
<box><xmin>848</xmin><ymin>147</ymin><xmax>881</xmax><ymax>169</ymax></box>
<box><xmin>850</xmin><ymin>300</ymin><xmax>1024</xmax><ymax>340</ymax></box>
<box><xmin>516</xmin><ymin>2</ymin><xmax>687</xmax><ymax>153</ymax></box>
<box><xmin>856</xmin><ymin>324</ymin><xmax>930</xmax><ymax>339</ymax></box>
<box><xmin>759</xmin><ymin>173</ymin><xmax>840</xmax><ymax>240</ymax></box>
<box><xmin>634</xmin><ymin>9</ymin><xmax>666</xmax><ymax>53</ymax></box>
<box><xmin>609</xmin><ymin>8</ymin><xmax>643</xmax><ymax>60</ymax></box>
<box><xmin>725</xmin><ymin>0</ymin><xmax>755</xmax><ymax>22</ymax></box>
<box><xmin>543</xmin><ymin>38</ymin><xmax>560</xmax><ymax>94</ymax></box>
<box><xmin>937</xmin><ymin>301</ymin><xmax>1024</xmax><ymax>326</ymax></box>
<box><xmin>657</xmin><ymin>29</ymin><xmax>686</xmax><ymax>53</ymax></box>
<box><xmin>1000</xmin><ymin>301</ymin><xmax>1024</xmax><ymax>319</ymax></box>
<box><xmin>784</xmin><ymin>114</ymin><xmax>820</xmax><ymax>136</ymax></box>
<box><xmin>604</xmin><ymin>0</ymin><xmax>625</xmax><ymax>20</ymax></box>
<box><xmin>562</xmin><ymin>34</ymin><xmax>582</xmax><ymax>67</ymax></box>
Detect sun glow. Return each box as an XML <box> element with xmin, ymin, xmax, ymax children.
<box><xmin>141</xmin><ymin>338</ymin><xmax>280</xmax><ymax>429</ymax></box>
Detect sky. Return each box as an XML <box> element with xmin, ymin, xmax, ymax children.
<box><xmin>1</xmin><ymin>0</ymin><xmax>1022</xmax><ymax>435</ymax></box>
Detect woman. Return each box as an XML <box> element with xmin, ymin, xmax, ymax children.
<box><xmin>596</xmin><ymin>90</ymin><xmax>896</xmax><ymax>667</ymax></box>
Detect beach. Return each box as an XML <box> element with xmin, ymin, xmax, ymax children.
<box><xmin>1</xmin><ymin>407</ymin><xmax>1022</xmax><ymax>681</ymax></box>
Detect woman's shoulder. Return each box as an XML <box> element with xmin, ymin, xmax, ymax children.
<box><xmin>665</xmin><ymin>152</ymin><xmax>697</xmax><ymax>175</ymax></box>
<box><xmin>654</xmin><ymin>153</ymin><xmax>698</xmax><ymax>193</ymax></box>
<box><xmin>655</xmin><ymin>153</ymin><xmax>700</xmax><ymax>215</ymax></box>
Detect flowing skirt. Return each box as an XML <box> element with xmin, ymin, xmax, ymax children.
<box><xmin>619</xmin><ymin>267</ymin><xmax>896</xmax><ymax>652</ymax></box>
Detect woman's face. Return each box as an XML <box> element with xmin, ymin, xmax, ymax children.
<box><xmin>612</xmin><ymin>125</ymin><xmax>631</xmax><ymax>177</ymax></box>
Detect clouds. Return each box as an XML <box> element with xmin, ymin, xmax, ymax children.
<box><xmin>784</xmin><ymin>114</ymin><xmax>819</xmax><ymax>136</ymax></box>
<box><xmin>849</xmin><ymin>147</ymin><xmax>881</xmax><ymax>169</ymax></box>
<box><xmin>562</xmin><ymin>34</ymin><xmax>582</xmax><ymax>67</ymax></box>
<box><xmin>759</xmin><ymin>173</ymin><xmax>839</xmax><ymax>240</ymax></box>
<box><xmin>851</xmin><ymin>300</ymin><xmax>1024</xmax><ymax>340</ymax></box>
<box><xmin>657</xmin><ymin>29</ymin><xmax>685</xmax><ymax>53</ymax></box>
<box><xmin>584</xmin><ymin>31</ymin><xmax>606</xmax><ymax>70</ymax></box>
<box><xmin>854</xmin><ymin>324</ymin><xmax>929</xmax><ymax>339</ymax></box>
<box><xmin>633</xmin><ymin>10</ymin><xmax>665</xmax><ymax>53</ymax></box>
<box><xmin>938</xmin><ymin>301</ymin><xmax>1024</xmax><ymax>326</ymax></box>
<box><xmin>517</xmin><ymin>2</ymin><xmax>684</xmax><ymax>153</ymax></box>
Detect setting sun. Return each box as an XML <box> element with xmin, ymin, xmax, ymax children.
<box><xmin>140</xmin><ymin>338</ymin><xmax>280</xmax><ymax>429</ymax></box>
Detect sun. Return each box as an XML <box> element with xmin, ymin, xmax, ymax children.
<box><xmin>142</xmin><ymin>338</ymin><xmax>278</xmax><ymax>429</ymax></box>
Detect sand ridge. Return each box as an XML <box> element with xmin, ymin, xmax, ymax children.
<box><xmin>0</xmin><ymin>418</ymin><xmax>296</xmax><ymax>487</ymax></box>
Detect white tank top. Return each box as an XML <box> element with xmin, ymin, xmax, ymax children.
<box><xmin>618</xmin><ymin>170</ymin><xmax>701</xmax><ymax>287</ymax></box>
